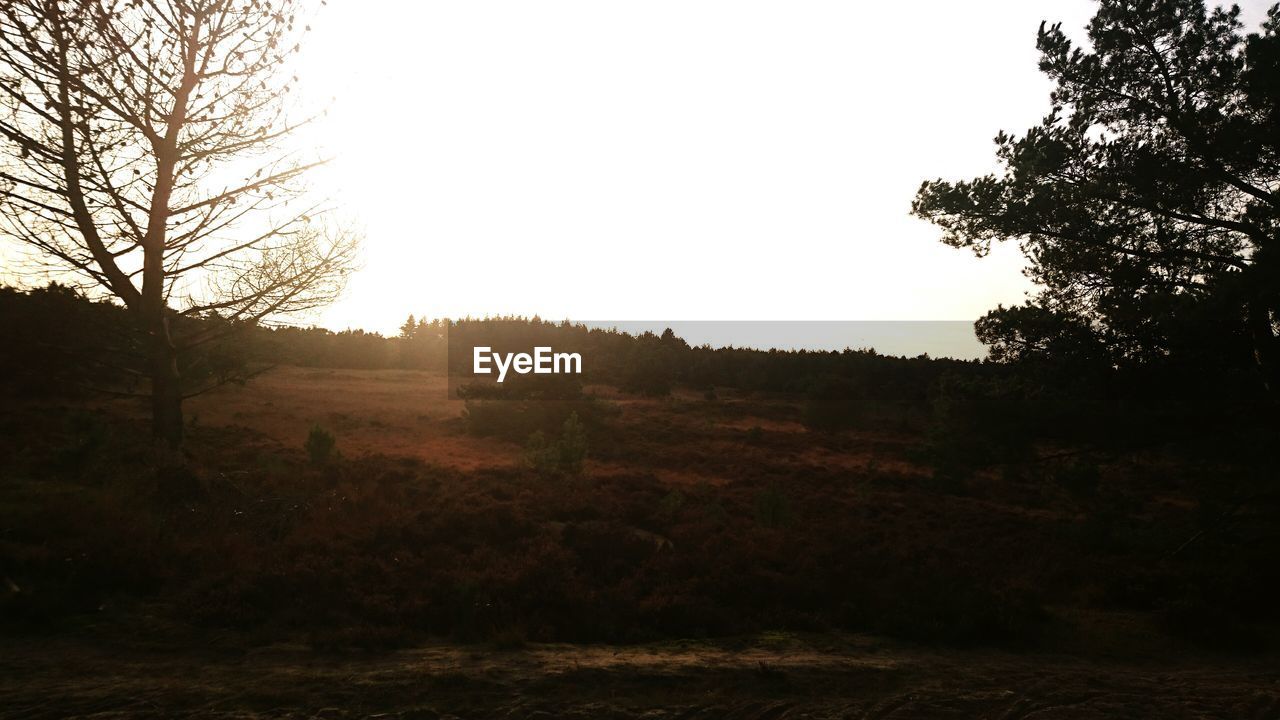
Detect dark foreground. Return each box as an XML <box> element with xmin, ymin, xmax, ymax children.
<box><xmin>3</xmin><ymin>367</ymin><xmax>1279</xmax><ymax>718</ymax></box>
<box><xmin>3</xmin><ymin>633</ymin><xmax>1278</xmax><ymax>719</ymax></box>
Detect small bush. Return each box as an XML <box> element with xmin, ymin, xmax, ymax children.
<box><xmin>53</xmin><ymin>410</ymin><xmax>110</xmax><ymax>473</ymax></box>
<box><xmin>558</xmin><ymin>412</ymin><xmax>588</xmax><ymax>473</ymax></box>
<box><xmin>463</xmin><ymin>386</ymin><xmax>612</xmax><ymax>443</ymax></box>
<box><xmin>925</xmin><ymin>373</ymin><xmax>1040</xmax><ymax>474</ymax></box>
<box><xmin>658</xmin><ymin>489</ymin><xmax>686</xmax><ymax>521</ymax></box>
<box><xmin>305</xmin><ymin>425</ymin><xmax>337</xmax><ymax>465</ymax></box>
<box><xmin>802</xmin><ymin>376</ymin><xmax>865</xmax><ymax>431</ymax></box>
<box><xmin>753</xmin><ymin>484</ymin><xmax>792</xmax><ymax>528</ymax></box>
<box><xmin>523</xmin><ymin>431</ymin><xmax>555</xmax><ymax>474</ymax></box>
<box><xmin>523</xmin><ymin>412</ymin><xmax>588</xmax><ymax>477</ymax></box>
<box><xmin>1052</xmin><ymin>457</ymin><xmax>1101</xmax><ymax>499</ymax></box>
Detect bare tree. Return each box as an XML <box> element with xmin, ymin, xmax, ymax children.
<box><xmin>0</xmin><ymin>0</ymin><xmax>357</xmax><ymax>448</ymax></box>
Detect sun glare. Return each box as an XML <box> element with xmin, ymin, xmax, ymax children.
<box><xmin>285</xmin><ymin>1</ymin><xmax>1118</xmax><ymax>335</ymax></box>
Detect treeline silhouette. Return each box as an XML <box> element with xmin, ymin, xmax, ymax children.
<box><xmin>4</xmin><ymin>282</ymin><xmax>974</xmax><ymax>390</ymax></box>
<box><xmin>2</xmin><ymin>283</ymin><xmax>1272</xmax><ymax>454</ymax></box>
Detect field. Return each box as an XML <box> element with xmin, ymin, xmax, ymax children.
<box><xmin>2</xmin><ymin>366</ymin><xmax>1278</xmax><ymax>718</ymax></box>
<box><xmin>5</xmin><ymin>632</ymin><xmax>1280</xmax><ymax>718</ymax></box>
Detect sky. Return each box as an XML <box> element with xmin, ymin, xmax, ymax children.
<box><xmin>5</xmin><ymin>1</ymin><xmax>1274</xmax><ymax>347</ymax></box>
<box><xmin>296</xmin><ymin>0</ymin><xmax>1144</xmax><ymax>336</ymax></box>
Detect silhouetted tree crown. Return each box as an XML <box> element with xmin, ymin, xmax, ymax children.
<box><xmin>0</xmin><ymin>0</ymin><xmax>357</xmax><ymax>448</ymax></box>
<box><xmin>913</xmin><ymin>0</ymin><xmax>1279</xmax><ymax>393</ymax></box>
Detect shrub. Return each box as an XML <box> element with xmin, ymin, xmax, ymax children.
<box><xmin>658</xmin><ymin>490</ymin><xmax>686</xmax><ymax>521</ymax></box>
<box><xmin>558</xmin><ymin>412</ymin><xmax>588</xmax><ymax>474</ymax></box>
<box><xmin>753</xmin><ymin>484</ymin><xmax>792</xmax><ymax>528</ymax></box>
<box><xmin>462</xmin><ymin>380</ymin><xmax>612</xmax><ymax>443</ymax></box>
<box><xmin>305</xmin><ymin>425</ymin><xmax>337</xmax><ymax>465</ymax></box>
<box><xmin>523</xmin><ymin>431</ymin><xmax>555</xmax><ymax>474</ymax></box>
<box><xmin>523</xmin><ymin>412</ymin><xmax>588</xmax><ymax>477</ymax></box>
<box><xmin>53</xmin><ymin>410</ymin><xmax>110</xmax><ymax>473</ymax></box>
<box><xmin>802</xmin><ymin>376</ymin><xmax>865</xmax><ymax>431</ymax></box>
<box><xmin>1052</xmin><ymin>456</ymin><xmax>1101</xmax><ymax>499</ymax></box>
<box><xmin>925</xmin><ymin>373</ymin><xmax>1039</xmax><ymax>474</ymax></box>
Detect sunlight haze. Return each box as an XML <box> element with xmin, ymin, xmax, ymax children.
<box><xmin>297</xmin><ymin>0</ymin><xmax>1108</xmax><ymax>333</ymax></box>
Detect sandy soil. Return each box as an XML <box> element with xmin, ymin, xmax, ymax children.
<box><xmin>2</xmin><ymin>633</ymin><xmax>1276</xmax><ymax>719</ymax></box>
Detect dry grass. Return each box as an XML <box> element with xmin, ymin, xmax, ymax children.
<box><xmin>154</xmin><ymin>367</ymin><xmax>517</xmax><ymax>470</ymax></box>
<box><xmin>5</xmin><ymin>365</ymin><xmax>1275</xmax><ymax>718</ymax></box>
<box><xmin>98</xmin><ymin>366</ymin><xmax>932</xmax><ymax>482</ymax></box>
<box><xmin>3</xmin><ymin>632</ymin><xmax>1278</xmax><ymax>719</ymax></box>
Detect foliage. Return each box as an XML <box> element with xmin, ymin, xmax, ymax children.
<box><xmin>753</xmin><ymin>485</ymin><xmax>792</xmax><ymax>528</ymax></box>
<box><xmin>3</xmin><ymin>287</ymin><xmax>1272</xmax><ymax>462</ymax></box>
<box><xmin>524</xmin><ymin>413</ymin><xmax>588</xmax><ymax>477</ymax></box>
<box><xmin>305</xmin><ymin>425</ymin><xmax>338</xmax><ymax>466</ymax></box>
<box><xmin>927</xmin><ymin>373</ymin><xmax>1041</xmax><ymax>473</ymax></box>
<box><xmin>3</xmin><ymin>387</ymin><xmax>1278</xmax><ymax>651</ymax></box>
<box><xmin>913</xmin><ymin>0</ymin><xmax>1280</xmax><ymax>392</ymax></box>
<box><xmin>0</xmin><ymin>0</ymin><xmax>357</xmax><ymax>447</ymax></box>
<box><xmin>0</xmin><ymin>284</ymin><xmax>260</xmax><ymax>399</ymax></box>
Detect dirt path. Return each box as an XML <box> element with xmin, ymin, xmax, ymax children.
<box><xmin>3</xmin><ymin>635</ymin><xmax>1277</xmax><ymax>719</ymax></box>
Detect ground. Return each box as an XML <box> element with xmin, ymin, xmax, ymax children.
<box><xmin>4</xmin><ymin>632</ymin><xmax>1280</xmax><ymax>719</ymax></box>
<box><xmin>3</xmin><ymin>366</ymin><xmax>1278</xmax><ymax>718</ymax></box>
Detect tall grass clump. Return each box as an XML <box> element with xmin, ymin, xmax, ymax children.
<box><xmin>305</xmin><ymin>425</ymin><xmax>337</xmax><ymax>465</ymax></box>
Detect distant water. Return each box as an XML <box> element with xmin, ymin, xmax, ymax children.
<box><xmin>580</xmin><ymin>321</ymin><xmax>985</xmax><ymax>360</ymax></box>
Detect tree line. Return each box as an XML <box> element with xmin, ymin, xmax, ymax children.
<box><xmin>4</xmin><ymin>284</ymin><xmax>1272</xmax><ymax>458</ymax></box>
<box><xmin>0</xmin><ymin>0</ymin><xmax>1275</xmax><ymax>454</ymax></box>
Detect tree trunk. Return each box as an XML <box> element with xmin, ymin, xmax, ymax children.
<box><xmin>149</xmin><ymin>315</ymin><xmax>184</xmax><ymax>449</ymax></box>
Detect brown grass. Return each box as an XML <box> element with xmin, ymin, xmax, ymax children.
<box><xmin>169</xmin><ymin>367</ymin><xmax>517</xmax><ymax>470</ymax></box>
<box><xmin>5</xmin><ymin>365</ymin><xmax>1276</xmax><ymax>718</ymax></box>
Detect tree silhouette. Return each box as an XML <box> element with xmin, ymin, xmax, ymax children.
<box><xmin>0</xmin><ymin>0</ymin><xmax>357</xmax><ymax>448</ymax></box>
<box><xmin>913</xmin><ymin>0</ymin><xmax>1278</xmax><ymax>393</ymax></box>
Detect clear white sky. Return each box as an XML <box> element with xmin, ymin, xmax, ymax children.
<box><xmin>11</xmin><ymin>2</ymin><xmax>1271</xmax><ymax>338</ymax></box>
<box><xmin>300</xmin><ymin>1</ymin><xmax>1145</xmax><ymax>334</ymax></box>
